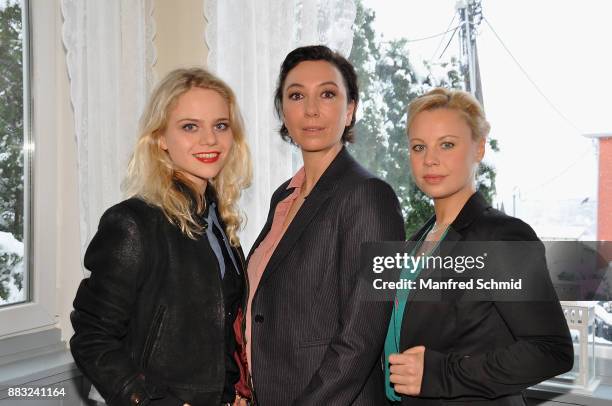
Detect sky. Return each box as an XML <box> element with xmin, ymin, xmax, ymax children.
<box><xmin>361</xmin><ymin>0</ymin><xmax>611</xmax><ymax>233</ymax></box>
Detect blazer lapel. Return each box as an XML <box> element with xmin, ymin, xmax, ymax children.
<box><xmin>415</xmin><ymin>191</ymin><xmax>491</xmax><ymax>255</ymax></box>
<box><xmin>404</xmin><ymin>192</ymin><xmax>491</xmax><ymax>305</ymax></box>
<box><xmin>246</xmin><ymin>186</ymin><xmax>293</xmax><ymax>262</ymax></box>
<box><xmin>258</xmin><ymin>147</ymin><xmax>352</xmax><ymax>286</ymax></box>
<box><xmin>435</xmin><ymin>191</ymin><xmax>492</xmax><ymax>266</ymax></box>
<box><xmin>448</xmin><ymin>191</ymin><xmax>491</xmax><ymax>237</ymax></box>
<box><xmin>408</xmin><ymin>217</ymin><xmax>435</xmax><ymax>242</ymax></box>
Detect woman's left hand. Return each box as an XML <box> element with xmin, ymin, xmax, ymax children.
<box><xmin>389</xmin><ymin>345</ymin><xmax>426</xmax><ymax>396</ymax></box>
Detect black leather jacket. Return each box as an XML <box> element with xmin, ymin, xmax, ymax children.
<box><xmin>70</xmin><ymin>193</ymin><xmax>246</xmax><ymax>406</ymax></box>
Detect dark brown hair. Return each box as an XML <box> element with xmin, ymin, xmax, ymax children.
<box><xmin>274</xmin><ymin>45</ymin><xmax>359</xmax><ymax>144</ymax></box>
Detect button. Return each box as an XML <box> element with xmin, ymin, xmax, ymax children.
<box><xmin>254</xmin><ymin>314</ymin><xmax>264</xmax><ymax>323</ymax></box>
<box><xmin>130</xmin><ymin>392</ymin><xmax>143</xmax><ymax>405</ymax></box>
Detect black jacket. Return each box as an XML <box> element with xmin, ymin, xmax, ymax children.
<box><xmin>248</xmin><ymin>148</ymin><xmax>406</xmax><ymax>405</ymax></box>
<box><xmin>397</xmin><ymin>192</ymin><xmax>573</xmax><ymax>405</ymax></box>
<box><xmin>70</xmin><ymin>191</ymin><xmax>246</xmax><ymax>406</ymax></box>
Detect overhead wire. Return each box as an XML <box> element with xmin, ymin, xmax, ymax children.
<box><xmin>482</xmin><ymin>16</ymin><xmax>582</xmax><ymax>134</ymax></box>
<box><xmin>521</xmin><ymin>146</ymin><xmax>595</xmax><ymax>196</ymax></box>
<box><xmin>404</xmin><ymin>25</ymin><xmax>462</xmax><ymax>43</ymax></box>
<box><xmin>482</xmin><ymin>15</ymin><xmax>594</xmax><ymax>195</ymax></box>
<box><xmin>430</xmin><ymin>13</ymin><xmax>457</xmax><ymax>61</ymax></box>
<box><xmin>438</xmin><ymin>26</ymin><xmax>460</xmax><ymax>60</ymax></box>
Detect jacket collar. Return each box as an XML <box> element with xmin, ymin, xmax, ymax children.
<box><xmin>284</xmin><ymin>146</ymin><xmax>352</xmax><ymax>196</ymax></box>
<box><xmin>409</xmin><ymin>191</ymin><xmax>491</xmax><ymax>243</ymax></box>
<box><xmin>175</xmin><ymin>178</ymin><xmax>245</xmax><ymax>267</ymax></box>
<box><xmin>173</xmin><ymin>178</ymin><xmax>219</xmax><ymax>213</ymax></box>
<box><xmin>449</xmin><ymin>191</ymin><xmax>491</xmax><ymax>233</ymax></box>
<box><xmin>256</xmin><ymin>146</ymin><xmax>354</xmax><ymax>285</ymax></box>
<box><xmin>403</xmin><ymin>191</ymin><xmax>491</xmax><ymax>313</ymax></box>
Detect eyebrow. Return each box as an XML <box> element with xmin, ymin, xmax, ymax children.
<box><xmin>177</xmin><ymin>117</ymin><xmax>229</xmax><ymax>123</ymax></box>
<box><xmin>409</xmin><ymin>134</ymin><xmax>460</xmax><ymax>142</ymax></box>
<box><xmin>285</xmin><ymin>81</ymin><xmax>340</xmax><ymax>90</ymax></box>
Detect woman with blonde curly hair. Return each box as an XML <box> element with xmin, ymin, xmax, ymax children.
<box><xmin>70</xmin><ymin>68</ymin><xmax>252</xmax><ymax>406</ymax></box>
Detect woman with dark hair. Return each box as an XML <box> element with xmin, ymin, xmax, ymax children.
<box><xmin>385</xmin><ymin>88</ymin><xmax>573</xmax><ymax>405</ymax></box>
<box><xmin>245</xmin><ymin>45</ymin><xmax>405</xmax><ymax>405</ymax></box>
<box><xmin>70</xmin><ymin>68</ymin><xmax>252</xmax><ymax>406</ymax></box>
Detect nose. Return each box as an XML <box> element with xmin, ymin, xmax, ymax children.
<box><xmin>304</xmin><ymin>96</ymin><xmax>319</xmax><ymax>117</ymax></box>
<box><xmin>199</xmin><ymin>127</ymin><xmax>217</xmax><ymax>146</ymax></box>
<box><xmin>423</xmin><ymin>147</ymin><xmax>439</xmax><ymax>166</ymax></box>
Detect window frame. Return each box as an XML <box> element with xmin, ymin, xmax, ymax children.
<box><xmin>0</xmin><ymin>0</ymin><xmax>59</xmax><ymax>338</ymax></box>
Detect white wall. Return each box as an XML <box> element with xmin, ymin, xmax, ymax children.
<box><xmin>153</xmin><ymin>0</ymin><xmax>208</xmax><ymax>79</ymax></box>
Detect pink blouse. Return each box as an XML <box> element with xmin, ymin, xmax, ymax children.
<box><xmin>245</xmin><ymin>168</ymin><xmax>305</xmax><ymax>371</ymax></box>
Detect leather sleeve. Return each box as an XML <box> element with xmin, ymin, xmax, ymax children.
<box><xmin>419</xmin><ymin>217</ymin><xmax>574</xmax><ymax>399</ymax></box>
<box><xmin>70</xmin><ymin>203</ymin><xmax>181</xmax><ymax>406</ymax></box>
<box><xmin>293</xmin><ymin>178</ymin><xmax>405</xmax><ymax>405</ymax></box>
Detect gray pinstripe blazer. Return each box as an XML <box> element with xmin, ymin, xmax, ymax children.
<box><xmin>247</xmin><ymin>147</ymin><xmax>405</xmax><ymax>405</ymax></box>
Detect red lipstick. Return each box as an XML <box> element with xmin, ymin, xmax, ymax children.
<box><xmin>193</xmin><ymin>152</ymin><xmax>220</xmax><ymax>163</ymax></box>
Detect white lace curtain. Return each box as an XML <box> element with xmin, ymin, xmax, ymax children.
<box><xmin>204</xmin><ymin>0</ymin><xmax>357</xmax><ymax>251</ymax></box>
<box><xmin>61</xmin><ymin>0</ymin><xmax>156</xmax><ymax>260</ymax></box>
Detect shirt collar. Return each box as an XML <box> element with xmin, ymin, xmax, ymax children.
<box><xmin>287</xmin><ymin>166</ymin><xmax>306</xmax><ymax>190</ymax></box>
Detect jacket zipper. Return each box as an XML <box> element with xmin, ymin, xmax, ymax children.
<box><xmin>141</xmin><ymin>304</ymin><xmax>167</xmax><ymax>369</ymax></box>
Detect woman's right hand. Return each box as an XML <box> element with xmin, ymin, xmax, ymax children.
<box><xmin>389</xmin><ymin>345</ymin><xmax>426</xmax><ymax>396</ymax></box>
<box><xmin>233</xmin><ymin>394</ymin><xmax>248</xmax><ymax>406</ymax></box>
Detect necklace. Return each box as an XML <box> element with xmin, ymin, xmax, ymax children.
<box><xmin>391</xmin><ymin>227</ymin><xmax>446</xmax><ymax>350</ymax></box>
<box><xmin>429</xmin><ymin>222</ymin><xmax>449</xmax><ymax>234</ymax></box>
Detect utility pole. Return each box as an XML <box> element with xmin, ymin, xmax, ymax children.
<box><xmin>456</xmin><ymin>0</ymin><xmax>484</xmax><ymax>106</ymax></box>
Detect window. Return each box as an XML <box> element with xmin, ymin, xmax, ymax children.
<box><xmin>0</xmin><ymin>0</ymin><xmax>59</xmax><ymax>338</ymax></box>
<box><xmin>352</xmin><ymin>0</ymin><xmax>612</xmax><ymax>399</ymax></box>
<box><xmin>0</xmin><ymin>0</ymin><xmax>29</xmax><ymax>308</ymax></box>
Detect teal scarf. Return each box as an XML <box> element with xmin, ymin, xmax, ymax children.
<box><xmin>384</xmin><ymin>225</ymin><xmax>448</xmax><ymax>402</ymax></box>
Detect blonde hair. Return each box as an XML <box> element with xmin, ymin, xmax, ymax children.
<box><xmin>123</xmin><ymin>68</ymin><xmax>252</xmax><ymax>245</ymax></box>
<box><xmin>407</xmin><ymin>88</ymin><xmax>490</xmax><ymax>141</ymax></box>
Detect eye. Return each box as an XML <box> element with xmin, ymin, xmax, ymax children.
<box><xmin>182</xmin><ymin>123</ymin><xmax>198</xmax><ymax>131</ymax></box>
<box><xmin>411</xmin><ymin>144</ymin><xmax>425</xmax><ymax>152</ymax></box>
<box><xmin>288</xmin><ymin>92</ymin><xmax>303</xmax><ymax>101</ymax></box>
<box><xmin>214</xmin><ymin>122</ymin><xmax>230</xmax><ymax>131</ymax></box>
<box><xmin>321</xmin><ymin>90</ymin><xmax>336</xmax><ymax>99</ymax></box>
<box><xmin>441</xmin><ymin>141</ymin><xmax>455</xmax><ymax>149</ymax></box>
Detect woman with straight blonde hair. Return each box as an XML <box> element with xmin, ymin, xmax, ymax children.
<box><xmin>71</xmin><ymin>68</ymin><xmax>252</xmax><ymax>406</ymax></box>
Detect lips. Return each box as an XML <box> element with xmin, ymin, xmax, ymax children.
<box><xmin>423</xmin><ymin>175</ymin><xmax>446</xmax><ymax>184</ymax></box>
<box><xmin>193</xmin><ymin>151</ymin><xmax>220</xmax><ymax>163</ymax></box>
<box><xmin>302</xmin><ymin>126</ymin><xmax>325</xmax><ymax>133</ymax></box>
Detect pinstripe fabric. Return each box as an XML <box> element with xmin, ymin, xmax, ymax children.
<box><xmin>246</xmin><ymin>168</ymin><xmax>305</xmax><ymax>371</ymax></box>
<box><xmin>247</xmin><ymin>148</ymin><xmax>405</xmax><ymax>405</ymax></box>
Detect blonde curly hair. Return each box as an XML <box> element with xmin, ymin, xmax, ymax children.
<box><xmin>123</xmin><ymin>68</ymin><xmax>252</xmax><ymax>245</ymax></box>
